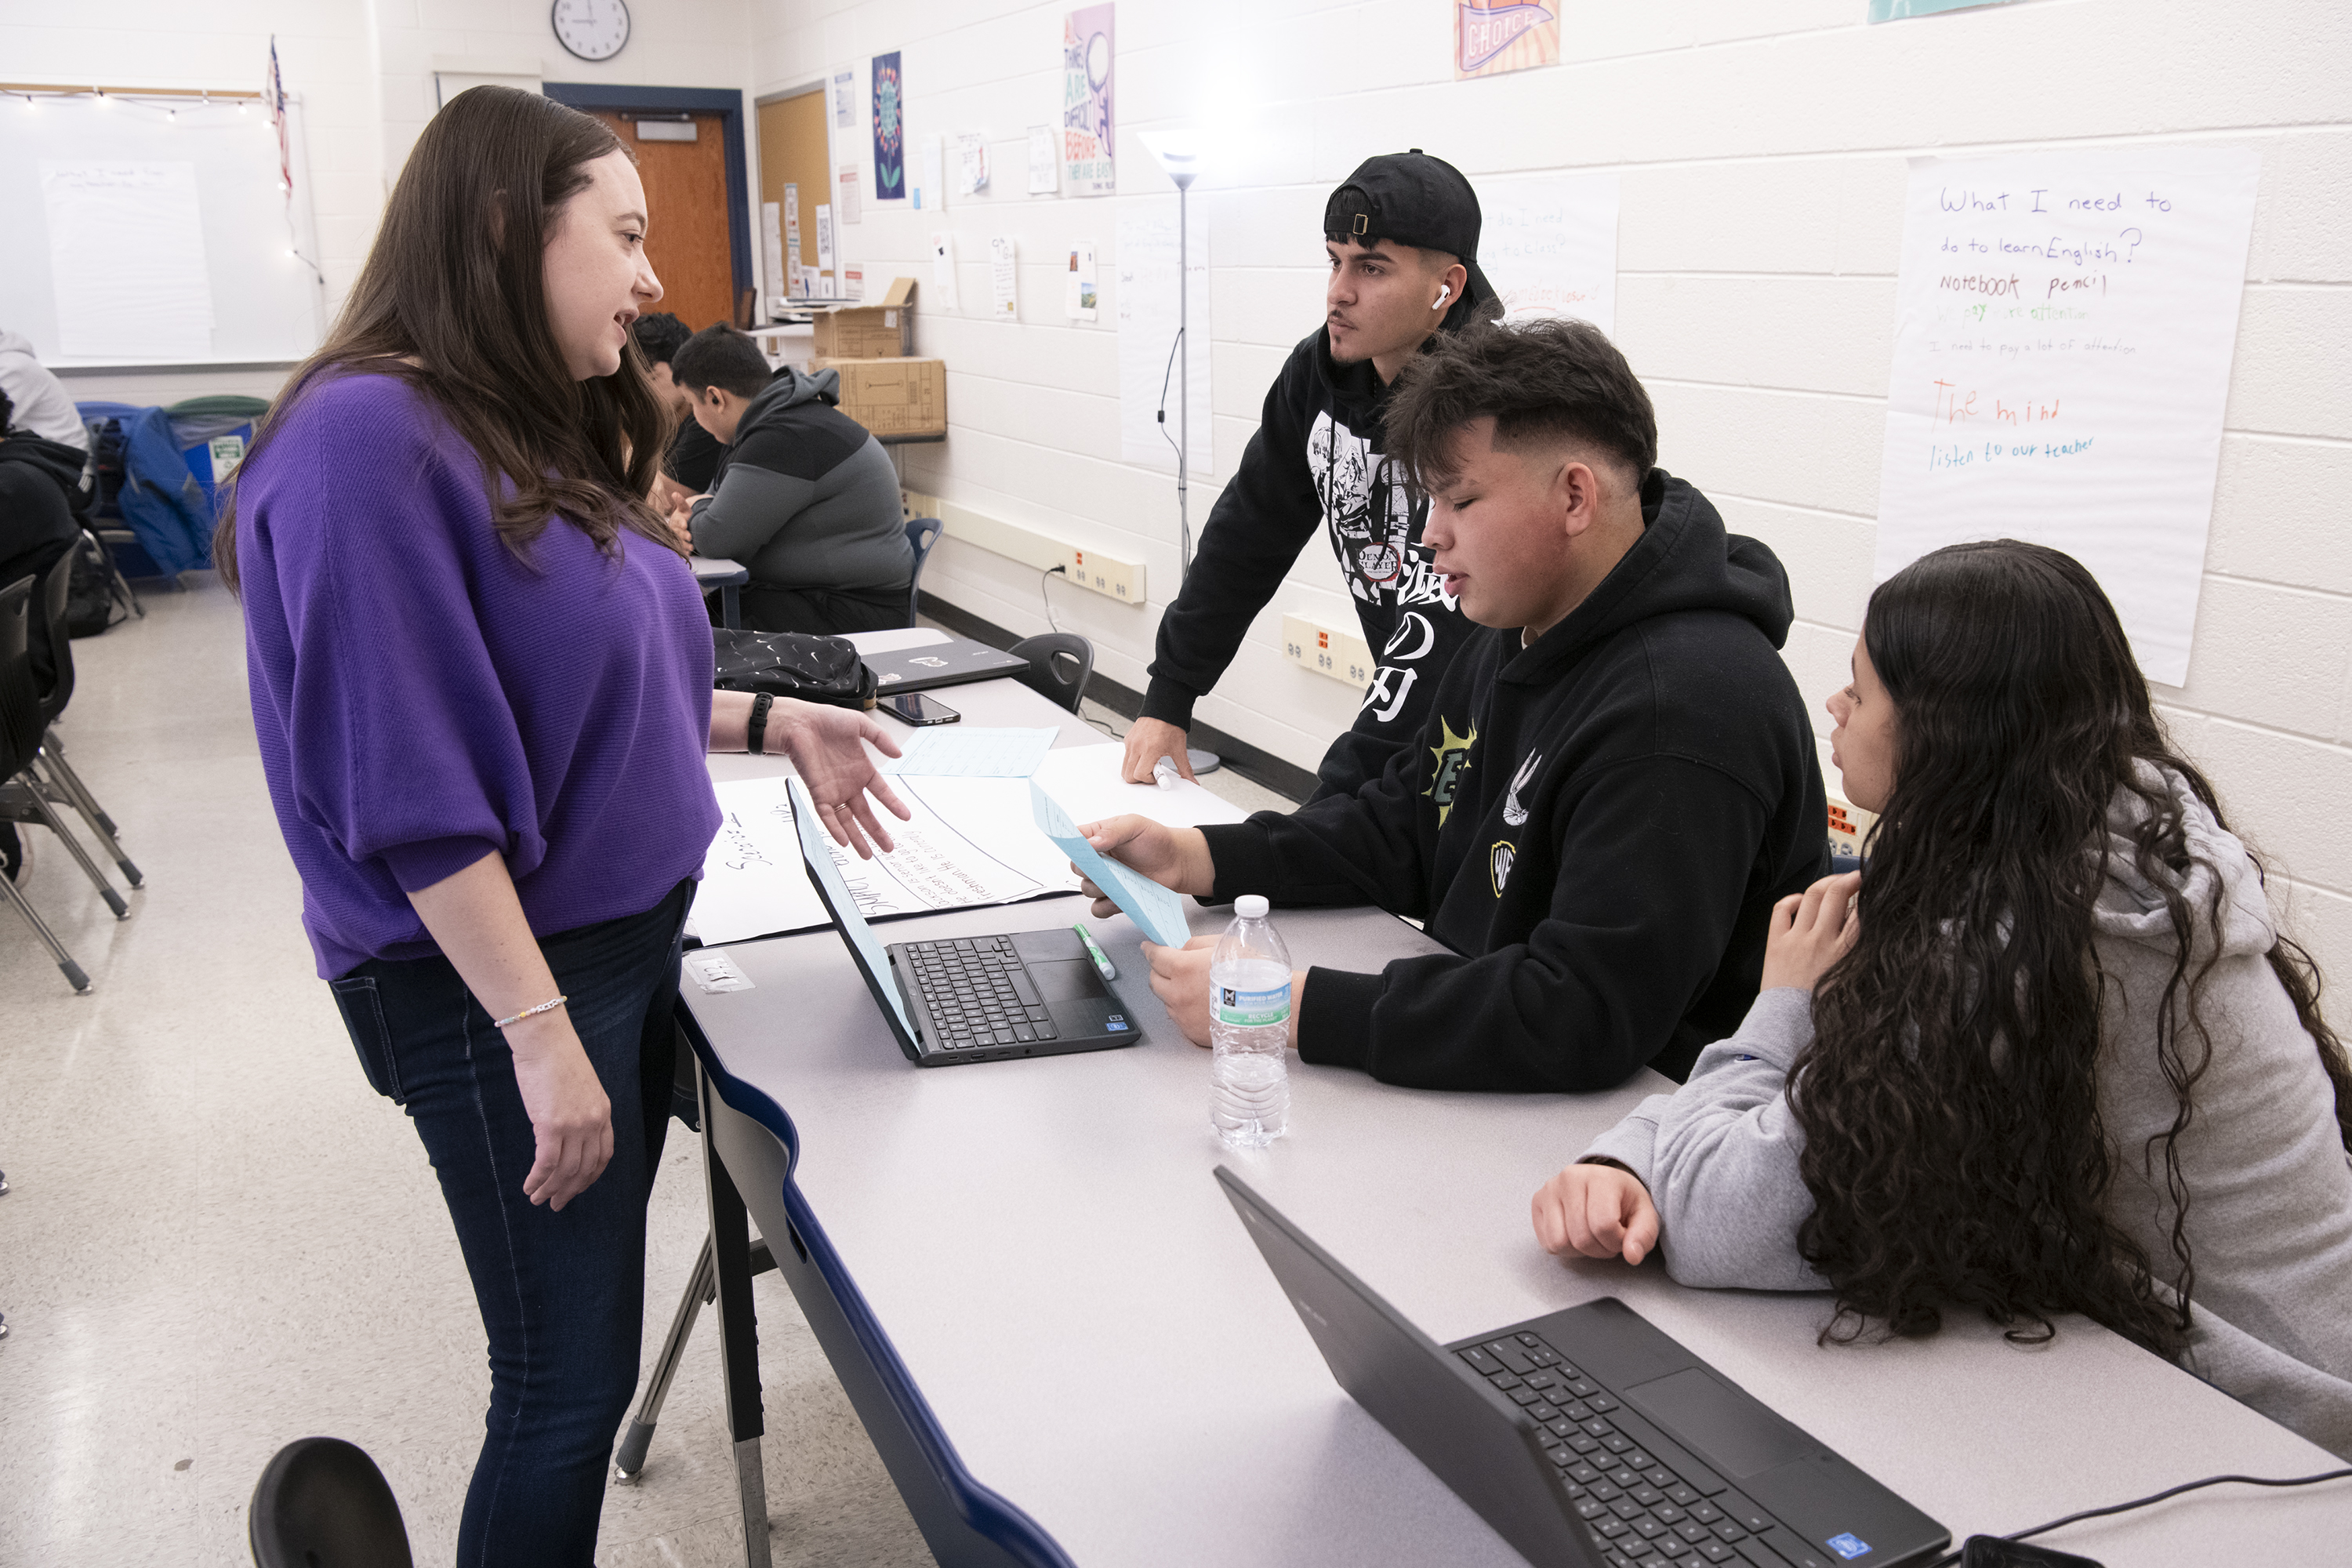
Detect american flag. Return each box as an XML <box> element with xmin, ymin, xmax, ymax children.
<box><xmin>266</xmin><ymin>37</ymin><xmax>290</xmax><ymax>199</ymax></box>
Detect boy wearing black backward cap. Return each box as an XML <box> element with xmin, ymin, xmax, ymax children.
<box><xmin>1121</xmin><ymin>150</ymin><xmax>1503</xmax><ymax>798</ymax></box>
<box><xmin>1080</xmin><ymin>320</ymin><xmax>1828</xmax><ymax>1093</ymax></box>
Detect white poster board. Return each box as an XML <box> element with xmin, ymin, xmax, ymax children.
<box><xmin>1116</xmin><ymin>217</ymin><xmax>1212</xmax><ymax>474</ymax></box>
<box><xmin>1478</xmin><ymin>173</ymin><xmax>1621</xmax><ymax>334</ymax></box>
<box><xmin>39</xmin><ymin>162</ymin><xmax>216</xmax><ymax>359</ymax></box>
<box><xmin>1872</xmin><ymin>149</ymin><xmax>2262</xmax><ymax>686</ymax></box>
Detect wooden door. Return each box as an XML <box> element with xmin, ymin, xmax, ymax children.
<box><xmin>592</xmin><ymin>111</ymin><xmax>735</xmax><ymax>331</ymax></box>
<box><xmin>757</xmin><ymin>89</ymin><xmax>833</xmax><ymax>293</ymax></box>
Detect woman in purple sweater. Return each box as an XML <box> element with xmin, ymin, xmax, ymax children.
<box><xmin>220</xmin><ymin>88</ymin><xmax>907</xmax><ymax>1565</ymax></box>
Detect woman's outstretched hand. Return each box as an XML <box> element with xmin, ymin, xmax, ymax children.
<box><xmin>1761</xmin><ymin>869</ymin><xmax>1861</xmax><ymax>993</ymax></box>
<box><xmin>774</xmin><ymin>699</ymin><xmax>911</xmax><ymax>858</ymax></box>
<box><xmin>1532</xmin><ymin>1162</ymin><xmax>1660</xmax><ymax>1265</ymax></box>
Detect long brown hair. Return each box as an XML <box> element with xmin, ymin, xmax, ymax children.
<box><xmin>216</xmin><ymin>85</ymin><xmax>673</xmax><ymax>587</ymax></box>
<box><xmin>1792</xmin><ymin>540</ymin><xmax>2352</xmax><ymax>1359</ymax></box>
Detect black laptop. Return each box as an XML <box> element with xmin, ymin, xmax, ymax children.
<box><xmin>862</xmin><ymin>634</ymin><xmax>1029</xmax><ymax>693</ymax></box>
<box><xmin>1215</xmin><ymin>1169</ymin><xmax>1949</xmax><ymax>1568</ymax></box>
<box><xmin>787</xmin><ymin>775</ymin><xmax>1142</xmax><ymax>1065</ymax></box>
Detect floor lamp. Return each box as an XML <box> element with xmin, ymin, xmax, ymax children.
<box><xmin>1138</xmin><ymin>129</ymin><xmax>1221</xmax><ymax>775</ymax></box>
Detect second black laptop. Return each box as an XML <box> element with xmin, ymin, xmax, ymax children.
<box><xmin>1216</xmin><ymin>1168</ymin><xmax>1948</xmax><ymax>1568</ymax></box>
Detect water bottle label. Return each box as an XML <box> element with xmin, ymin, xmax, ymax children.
<box><xmin>1213</xmin><ymin>982</ymin><xmax>1290</xmax><ymax>1027</ymax></box>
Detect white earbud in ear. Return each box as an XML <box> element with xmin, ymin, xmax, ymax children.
<box><xmin>1432</xmin><ymin>284</ymin><xmax>1453</xmax><ymax>310</ymax></box>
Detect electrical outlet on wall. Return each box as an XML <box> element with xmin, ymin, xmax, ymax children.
<box><xmin>1281</xmin><ymin>613</ymin><xmax>1374</xmax><ymax>689</ymax></box>
<box><xmin>1826</xmin><ymin>796</ymin><xmax>1877</xmax><ymax>858</ymax></box>
<box><xmin>1065</xmin><ymin>546</ymin><xmax>1140</xmax><ymax>604</ymax></box>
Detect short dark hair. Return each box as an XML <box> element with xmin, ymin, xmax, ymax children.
<box><xmin>632</xmin><ymin>310</ymin><xmax>691</xmax><ymax>366</ymax></box>
<box><xmin>0</xmin><ymin>387</ymin><xmax>13</xmax><ymax>432</ymax></box>
<box><xmin>1384</xmin><ymin>317</ymin><xmax>1657</xmax><ymax>489</ymax></box>
<box><xmin>670</xmin><ymin>324</ymin><xmax>771</xmax><ymax>399</ymax></box>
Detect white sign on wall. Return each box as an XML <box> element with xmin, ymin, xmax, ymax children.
<box><xmin>1872</xmin><ymin>149</ymin><xmax>2262</xmax><ymax>686</ymax></box>
<box><xmin>1116</xmin><ymin>216</ymin><xmax>1212</xmax><ymax>476</ymax></box>
<box><xmin>1477</xmin><ymin>173</ymin><xmax>1621</xmax><ymax>335</ymax></box>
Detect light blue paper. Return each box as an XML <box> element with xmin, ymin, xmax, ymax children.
<box><xmin>1867</xmin><ymin>0</ymin><xmax>2024</xmax><ymax>21</ymax></box>
<box><xmin>883</xmin><ymin>727</ymin><xmax>1061</xmax><ymax>777</ymax></box>
<box><xmin>1029</xmin><ymin>780</ymin><xmax>1192</xmax><ymax>949</ymax></box>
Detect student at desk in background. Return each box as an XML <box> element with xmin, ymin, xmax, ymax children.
<box><xmin>1536</xmin><ymin>541</ymin><xmax>2352</xmax><ymax>1460</ymax></box>
<box><xmin>664</xmin><ymin>324</ymin><xmax>914</xmax><ymax>636</ymax></box>
<box><xmin>1080</xmin><ymin>319</ymin><xmax>1828</xmax><ymax>1092</ymax></box>
<box><xmin>628</xmin><ymin>310</ymin><xmax>724</xmax><ymax>511</ymax></box>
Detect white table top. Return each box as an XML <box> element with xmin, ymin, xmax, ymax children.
<box><xmin>690</xmin><ymin>554</ymin><xmax>748</xmax><ymax>585</ymax></box>
<box><xmin>690</xmin><ymin>679</ymin><xmax>2352</xmax><ymax>1566</ymax></box>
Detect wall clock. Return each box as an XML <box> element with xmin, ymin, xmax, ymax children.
<box><xmin>551</xmin><ymin>0</ymin><xmax>630</xmax><ymax>62</ymax></box>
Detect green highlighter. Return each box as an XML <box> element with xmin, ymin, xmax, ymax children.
<box><xmin>1073</xmin><ymin>924</ymin><xmax>1118</xmax><ymax>982</ymax></box>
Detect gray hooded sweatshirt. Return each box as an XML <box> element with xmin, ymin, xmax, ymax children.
<box><xmin>1582</xmin><ymin>764</ymin><xmax>2352</xmax><ymax>1458</ymax></box>
<box><xmin>687</xmin><ymin>365</ymin><xmax>911</xmax><ymax>595</ymax></box>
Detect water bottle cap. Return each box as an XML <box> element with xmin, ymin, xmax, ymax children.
<box><xmin>1235</xmin><ymin>895</ymin><xmax>1269</xmax><ymax>920</ymax></box>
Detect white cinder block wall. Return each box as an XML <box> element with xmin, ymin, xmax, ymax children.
<box><xmin>754</xmin><ymin>0</ymin><xmax>2352</xmax><ymax>1023</ymax></box>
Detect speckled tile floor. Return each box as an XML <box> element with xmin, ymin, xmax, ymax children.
<box><xmin>0</xmin><ymin>578</ymin><xmax>1298</xmax><ymax>1567</ymax></box>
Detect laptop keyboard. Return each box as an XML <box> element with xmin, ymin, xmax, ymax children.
<box><xmin>902</xmin><ymin>936</ymin><xmax>1061</xmax><ymax>1052</ymax></box>
<box><xmin>1456</xmin><ymin>1333</ymin><xmax>1839</xmax><ymax>1568</ymax></box>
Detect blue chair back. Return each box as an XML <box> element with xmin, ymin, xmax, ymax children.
<box><xmin>903</xmin><ymin>517</ymin><xmax>943</xmax><ymax>628</ymax></box>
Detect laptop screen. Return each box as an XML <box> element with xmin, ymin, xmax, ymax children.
<box><xmin>786</xmin><ymin>774</ymin><xmax>917</xmax><ymax>1041</ymax></box>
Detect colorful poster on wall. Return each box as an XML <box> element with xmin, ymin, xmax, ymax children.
<box><xmin>1454</xmin><ymin>1</ymin><xmax>1558</xmax><ymax>80</ymax></box>
<box><xmin>1868</xmin><ymin>0</ymin><xmax>2027</xmax><ymax>21</ymax></box>
<box><xmin>872</xmin><ymin>53</ymin><xmax>906</xmax><ymax>201</ymax></box>
<box><xmin>1871</xmin><ymin>148</ymin><xmax>2262</xmax><ymax>686</ymax></box>
<box><xmin>1062</xmin><ymin>6</ymin><xmax>1115</xmax><ymax>198</ymax></box>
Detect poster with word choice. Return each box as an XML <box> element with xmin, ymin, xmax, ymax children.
<box><xmin>1872</xmin><ymin>149</ymin><xmax>2260</xmax><ymax>687</ymax></box>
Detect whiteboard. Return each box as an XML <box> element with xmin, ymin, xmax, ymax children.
<box><xmin>0</xmin><ymin>93</ymin><xmax>325</xmax><ymax>367</ymax></box>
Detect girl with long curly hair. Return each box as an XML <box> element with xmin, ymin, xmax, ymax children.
<box><xmin>1530</xmin><ymin>539</ymin><xmax>2352</xmax><ymax>1458</ymax></box>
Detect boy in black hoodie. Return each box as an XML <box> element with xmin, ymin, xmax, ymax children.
<box><xmin>1123</xmin><ymin>151</ymin><xmax>1501</xmax><ymax>798</ymax></box>
<box><xmin>1080</xmin><ymin>320</ymin><xmax>1828</xmax><ymax>1091</ymax></box>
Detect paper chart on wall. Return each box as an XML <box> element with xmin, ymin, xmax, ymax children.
<box><xmin>1478</xmin><ymin>173</ymin><xmax>1620</xmax><ymax>335</ymax></box>
<box><xmin>39</xmin><ymin>161</ymin><xmax>216</xmax><ymax>360</ymax></box>
<box><xmin>956</xmin><ymin>132</ymin><xmax>989</xmax><ymax>195</ymax></box>
<box><xmin>831</xmin><ymin>67</ymin><xmax>857</xmax><ymax>128</ymax></box>
<box><xmin>761</xmin><ymin>201</ymin><xmax>786</xmax><ymax>298</ymax></box>
<box><xmin>1115</xmin><ymin>217</ymin><xmax>1212</xmax><ymax>474</ymax></box>
<box><xmin>1871</xmin><ymin>149</ymin><xmax>2261</xmax><ymax>688</ymax></box>
<box><xmin>916</xmin><ymin>133</ymin><xmax>946</xmax><ymax>211</ymax></box>
<box><xmin>837</xmin><ymin>165</ymin><xmax>861</xmax><ymax>225</ymax></box>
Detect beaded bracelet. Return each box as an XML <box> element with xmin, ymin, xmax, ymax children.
<box><xmin>492</xmin><ymin>994</ymin><xmax>568</xmax><ymax>1029</ymax></box>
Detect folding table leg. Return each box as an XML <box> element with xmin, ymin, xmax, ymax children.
<box><xmin>700</xmin><ymin>1062</ymin><xmax>773</xmax><ymax>1568</ymax></box>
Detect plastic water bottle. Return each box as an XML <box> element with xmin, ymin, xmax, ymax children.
<box><xmin>1210</xmin><ymin>895</ymin><xmax>1292</xmax><ymax>1149</ymax></box>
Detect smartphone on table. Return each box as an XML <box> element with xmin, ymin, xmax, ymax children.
<box><xmin>885</xmin><ymin>692</ymin><xmax>960</xmax><ymax>726</ymax></box>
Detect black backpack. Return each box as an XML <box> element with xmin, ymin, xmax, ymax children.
<box><xmin>64</xmin><ymin>532</ymin><xmax>128</xmax><ymax>640</ymax></box>
<box><xmin>712</xmin><ymin>628</ymin><xmax>877</xmax><ymax>710</ymax></box>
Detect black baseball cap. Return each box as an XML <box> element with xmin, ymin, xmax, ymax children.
<box><xmin>1323</xmin><ymin>150</ymin><xmax>1482</xmax><ymax>262</ymax></box>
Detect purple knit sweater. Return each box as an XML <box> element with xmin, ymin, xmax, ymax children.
<box><xmin>238</xmin><ymin>373</ymin><xmax>720</xmax><ymax>978</ymax></box>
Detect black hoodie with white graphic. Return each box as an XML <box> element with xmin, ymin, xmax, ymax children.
<box><xmin>1196</xmin><ymin>470</ymin><xmax>1829</xmax><ymax>1091</ymax></box>
<box><xmin>1140</xmin><ymin>276</ymin><xmax>1501</xmax><ymax>800</ymax></box>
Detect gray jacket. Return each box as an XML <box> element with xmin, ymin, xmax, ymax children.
<box><xmin>1584</xmin><ymin>765</ymin><xmax>2352</xmax><ymax>1458</ymax></box>
<box><xmin>688</xmin><ymin>366</ymin><xmax>912</xmax><ymax>595</ymax></box>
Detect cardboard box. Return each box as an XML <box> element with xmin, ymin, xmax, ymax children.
<box><xmin>811</xmin><ymin>277</ymin><xmax>917</xmax><ymax>360</ymax></box>
<box><xmin>815</xmin><ymin>355</ymin><xmax>946</xmax><ymax>440</ymax></box>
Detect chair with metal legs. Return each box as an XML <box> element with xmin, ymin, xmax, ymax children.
<box><xmin>28</xmin><ymin>548</ymin><xmax>142</xmax><ymax>889</ymax></box>
<box><xmin>0</xmin><ymin>575</ymin><xmax>97</xmax><ymax>991</ymax></box>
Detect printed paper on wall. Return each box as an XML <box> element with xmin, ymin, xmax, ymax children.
<box><xmin>1116</xmin><ymin>217</ymin><xmax>1212</xmax><ymax>475</ymax></box>
<box><xmin>1872</xmin><ymin>149</ymin><xmax>2263</xmax><ymax>686</ymax></box>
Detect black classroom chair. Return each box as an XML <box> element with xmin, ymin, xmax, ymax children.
<box><xmin>902</xmin><ymin>515</ymin><xmax>943</xmax><ymax>627</ymax></box>
<box><xmin>247</xmin><ymin>1436</ymin><xmax>414</xmax><ymax>1568</ymax></box>
<box><xmin>1010</xmin><ymin>632</ymin><xmax>1094</xmax><ymax>714</ymax></box>
<box><xmin>0</xmin><ymin>575</ymin><xmax>99</xmax><ymax>992</ymax></box>
<box><xmin>30</xmin><ymin>546</ymin><xmax>141</xmax><ymax>888</ymax></box>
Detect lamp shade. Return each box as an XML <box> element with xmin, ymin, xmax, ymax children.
<box><xmin>1137</xmin><ymin>129</ymin><xmax>1204</xmax><ymax>191</ymax></box>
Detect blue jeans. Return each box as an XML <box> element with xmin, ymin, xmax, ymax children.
<box><xmin>328</xmin><ymin>879</ymin><xmax>693</xmax><ymax>1567</ymax></box>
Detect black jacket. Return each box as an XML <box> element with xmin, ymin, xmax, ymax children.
<box><xmin>1198</xmin><ymin>471</ymin><xmax>1829</xmax><ymax>1091</ymax></box>
<box><xmin>0</xmin><ymin>428</ymin><xmax>87</xmax><ymax>694</ymax></box>
<box><xmin>1142</xmin><ymin>276</ymin><xmax>1501</xmax><ymax>800</ymax></box>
